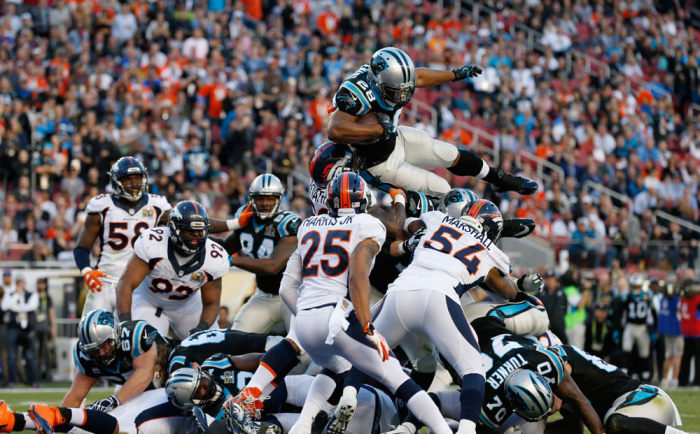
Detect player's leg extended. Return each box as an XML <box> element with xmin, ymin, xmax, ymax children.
<box><xmin>0</xmin><ymin>401</ymin><xmax>118</xmax><ymax>434</ymax></box>
<box><xmin>231</xmin><ymin>289</ymin><xmax>281</xmax><ymax>333</ymax></box>
<box><xmin>420</xmin><ymin>291</ymin><xmax>485</xmax><ymax>433</ymax></box>
<box><xmin>333</xmin><ymin>312</ymin><xmax>452</xmax><ymax>434</ymax></box>
<box><xmin>603</xmin><ymin>385</ymin><xmax>684</xmax><ymax>434</ymax></box>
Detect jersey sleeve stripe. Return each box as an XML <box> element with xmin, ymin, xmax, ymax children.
<box><xmin>202</xmin><ymin>358</ymin><xmax>231</xmax><ymax>369</ymax></box>
<box><xmin>169</xmin><ymin>355</ymin><xmax>187</xmax><ymax>372</ymax></box>
<box><xmin>73</xmin><ymin>345</ymin><xmax>86</xmax><ymax>374</ymax></box>
<box><xmin>278</xmin><ymin>215</ymin><xmax>296</xmax><ymax>237</ymax></box>
<box><xmin>541</xmin><ymin>348</ymin><xmax>565</xmax><ymax>383</ymax></box>
<box><xmin>342</xmin><ymin>82</ymin><xmax>371</xmax><ymax>114</ymax></box>
<box><xmin>132</xmin><ymin>321</ymin><xmax>146</xmax><ymax>358</ymax></box>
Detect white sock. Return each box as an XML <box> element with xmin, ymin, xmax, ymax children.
<box><xmin>247</xmin><ymin>364</ymin><xmax>276</xmax><ymax>394</ymax></box>
<box><xmin>22</xmin><ymin>415</ymin><xmax>36</xmax><ymax>430</ymax></box>
<box><xmin>476</xmin><ymin>160</ymin><xmax>490</xmax><ymax>179</ymax></box>
<box><xmin>457</xmin><ymin>419</ymin><xmax>477</xmax><ymax>434</ymax></box>
<box><xmin>665</xmin><ymin>427</ymin><xmax>686</xmax><ymax>434</ymax></box>
<box><xmin>69</xmin><ymin>408</ymin><xmax>86</xmax><ymax>426</ymax></box>
<box><xmin>290</xmin><ymin>373</ymin><xmax>336</xmax><ymax>431</ymax></box>
<box><xmin>406</xmin><ymin>391</ymin><xmax>452</xmax><ymax>434</ymax></box>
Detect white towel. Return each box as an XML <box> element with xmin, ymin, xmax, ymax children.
<box><xmin>325</xmin><ymin>299</ymin><xmax>353</xmax><ymax>345</ymax></box>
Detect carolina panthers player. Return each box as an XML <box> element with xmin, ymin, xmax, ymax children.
<box><xmin>545</xmin><ymin>345</ymin><xmax>684</xmax><ymax>434</ymax></box>
<box><xmin>216</xmin><ymin>173</ymin><xmax>301</xmax><ymax>334</ymax></box>
<box><xmin>116</xmin><ymin>201</ymin><xmax>230</xmax><ymax>340</ymax></box>
<box><xmin>62</xmin><ymin>310</ymin><xmax>169</xmax><ymax>416</ymax></box>
<box><xmin>74</xmin><ymin>156</ymin><xmax>171</xmax><ymax>316</ymax></box>
<box><xmin>621</xmin><ymin>274</ymin><xmax>656</xmax><ymax>382</ymax></box>
<box><xmin>328</xmin><ymin>47</ymin><xmax>537</xmax><ymax>196</ymax></box>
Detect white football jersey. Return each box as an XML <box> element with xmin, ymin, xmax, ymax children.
<box><xmin>132</xmin><ymin>227</ymin><xmax>230</xmax><ymax>309</ymax></box>
<box><xmin>389</xmin><ymin>211</ymin><xmax>511</xmax><ymax>301</ymax></box>
<box><xmin>87</xmin><ymin>193</ymin><xmax>171</xmax><ymax>279</ymax></box>
<box><xmin>290</xmin><ymin>213</ymin><xmax>386</xmax><ymax>311</ymax></box>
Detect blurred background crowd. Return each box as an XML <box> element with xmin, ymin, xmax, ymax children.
<box><xmin>0</xmin><ymin>0</ymin><xmax>698</xmax><ymax>386</ymax></box>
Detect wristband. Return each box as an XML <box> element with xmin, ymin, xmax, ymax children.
<box><xmin>226</xmin><ymin>219</ymin><xmax>240</xmax><ymax>231</ymax></box>
<box><xmin>118</xmin><ymin>313</ymin><xmax>132</xmax><ymax>322</ymax></box>
<box><xmin>193</xmin><ymin>320</ymin><xmax>209</xmax><ymax>332</ymax></box>
<box><xmin>403</xmin><ymin>217</ymin><xmax>418</xmax><ymax>232</ymax></box>
<box><xmin>393</xmin><ymin>194</ymin><xmax>406</xmax><ymax>206</ymax></box>
<box><xmin>81</xmin><ymin>267</ymin><xmax>93</xmax><ymax>276</ymax></box>
<box><xmin>397</xmin><ymin>241</ymin><xmax>407</xmax><ymax>256</ymax></box>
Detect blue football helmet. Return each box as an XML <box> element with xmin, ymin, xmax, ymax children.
<box><xmin>460</xmin><ymin>199</ymin><xmax>504</xmax><ymax>243</ymax></box>
<box><xmin>168</xmin><ymin>201</ymin><xmax>210</xmax><ymax>256</ymax></box>
<box><xmin>326</xmin><ymin>172</ymin><xmax>370</xmax><ymax>217</ymax></box>
<box><xmin>308</xmin><ymin>142</ymin><xmax>358</xmax><ymax>187</ymax></box>
<box><xmin>440</xmin><ymin>188</ymin><xmax>479</xmax><ymax>218</ymax></box>
<box><xmin>109</xmin><ymin>156</ymin><xmax>148</xmax><ymax>202</ymax></box>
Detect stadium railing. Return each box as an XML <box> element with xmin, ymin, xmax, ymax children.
<box><xmin>515</xmin><ymin>148</ymin><xmax>565</xmax><ymax>185</ymax></box>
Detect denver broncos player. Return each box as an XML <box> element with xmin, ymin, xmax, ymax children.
<box><xmin>216</xmin><ymin>173</ymin><xmax>301</xmax><ymax>334</ymax></box>
<box><xmin>62</xmin><ymin>310</ymin><xmax>168</xmax><ymax>416</ymax></box>
<box><xmin>328</xmin><ymin>47</ymin><xmax>537</xmax><ymax>196</ymax></box>
<box><xmin>116</xmin><ymin>201</ymin><xmax>230</xmax><ymax>340</ymax></box>
<box><xmin>74</xmin><ymin>156</ymin><xmax>171</xmax><ymax>317</ymax></box>
<box><xmin>280</xmin><ymin>172</ymin><xmax>452</xmax><ymax>434</ymax></box>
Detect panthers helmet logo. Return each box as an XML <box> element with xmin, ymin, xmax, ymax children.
<box><xmin>370</xmin><ymin>56</ymin><xmax>389</xmax><ymax>75</ymax></box>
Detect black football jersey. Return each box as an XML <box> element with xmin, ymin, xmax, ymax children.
<box><xmin>623</xmin><ymin>291</ymin><xmax>654</xmax><ymax>325</ymax></box>
<box><xmin>74</xmin><ymin>320</ymin><xmax>165</xmax><ymax>384</ymax></box>
<box><xmin>333</xmin><ymin>65</ymin><xmax>404</xmax><ymax>167</ymax></box>
<box><xmin>471</xmin><ymin>317</ymin><xmax>566</xmax><ymax>430</ymax></box>
<box><xmin>369</xmin><ymin>237</ymin><xmax>410</xmax><ymax>294</ymax></box>
<box><xmin>168</xmin><ymin>329</ymin><xmax>268</xmax><ymax>373</ymax></box>
<box><xmin>231</xmin><ymin>208</ymin><xmax>301</xmax><ymax>294</ymax></box>
<box><xmin>552</xmin><ymin>345</ymin><xmax>641</xmax><ymax>419</ymax></box>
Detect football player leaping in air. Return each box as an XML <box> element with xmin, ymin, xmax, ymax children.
<box><xmin>328</xmin><ymin>47</ymin><xmax>537</xmax><ymax>196</ymax></box>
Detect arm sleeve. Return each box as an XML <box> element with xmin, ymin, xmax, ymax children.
<box><xmin>277</xmin><ymin>213</ymin><xmax>301</xmax><ymax>238</ymax></box>
<box><xmin>279</xmin><ymin>248</ymin><xmax>302</xmax><ymax>314</ymax></box>
<box><xmin>131</xmin><ymin>321</ymin><xmax>157</xmax><ymax>359</ymax></box>
<box><xmin>333</xmin><ymin>85</ymin><xmax>370</xmax><ymax>116</ymax></box>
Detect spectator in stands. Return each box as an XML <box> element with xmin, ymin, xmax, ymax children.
<box><xmin>659</xmin><ymin>280</ymin><xmax>683</xmax><ymax>388</ymax></box>
<box><xmin>35</xmin><ymin>278</ymin><xmax>55</xmax><ymax>381</ymax></box>
<box><xmin>218</xmin><ymin>306</ymin><xmax>232</xmax><ymax>330</ymax></box>
<box><xmin>1</xmin><ymin>274</ymin><xmax>38</xmax><ymax>388</ymax></box>
<box><xmin>537</xmin><ymin>270</ymin><xmax>568</xmax><ymax>343</ymax></box>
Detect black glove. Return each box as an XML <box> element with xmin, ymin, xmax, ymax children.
<box><xmin>188</xmin><ymin>320</ymin><xmax>210</xmax><ymax>336</ymax></box>
<box><xmin>517</xmin><ymin>273</ymin><xmax>545</xmax><ymax>293</ymax></box>
<box><xmin>377</xmin><ymin>113</ymin><xmax>397</xmax><ymax>143</ymax></box>
<box><xmin>118</xmin><ymin>313</ymin><xmax>132</xmax><ymax>322</ymax></box>
<box><xmin>452</xmin><ymin>64</ymin><xmax>483</xmax><ymax>80</ymax></box>
<box><xmin>87</xmin><ymin>394</ymin><xmax>120</xmax><ymax>412</ymax></box>
<box><xmin>401</xmin><ymin>227</ymin><xmax>426</xmax><ymax>255</ymax></box>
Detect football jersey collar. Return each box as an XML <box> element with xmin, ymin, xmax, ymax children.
<box><xmin>167</xmin><ymin>240</ymin><xmax>207</xmax><ymax>277</ymax></box>
<box><xmin>111</xmin><ymin>193</ymin><xmax>149</xmax><ymax>216</ymax></box>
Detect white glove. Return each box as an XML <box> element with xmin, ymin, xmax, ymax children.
<box><xmin>364</xmin><ymin>323</ymin><xmax>390</xmax><ymax>362</ymax></box>
<box><xmin>517</xmin><ymin>273</ymin><xmax>544</xmax><ymax>293</ymax></box>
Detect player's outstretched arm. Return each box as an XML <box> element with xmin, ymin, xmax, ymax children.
<box><xmin>74</xmin><ymin>213</ymin><xmax>105</xmax><ymax>292</ymax></box>
<box><xmin>327</xmin><ymin>109</ymin><xmax>383</xmax><ymax>144</ymax></box>
<box><xmin>230</xmin><ymin>236</ymin><xmax>297</xmax><ymax>276</ymax></box>
<box><xmin>553</xmin><ymin>371</ymin><xmax>604</xmax><ymax>434</ymax></box>
<box><xmin>230</xmin><ymin>352</ymin><xmax>265</xmax><ymax>372</ymax></box>
<box><xmin>348</xmin><ymin>238</ymin><xmax>381</xmax><ymax>328</ymax></box>
<box><xmin>197</xmin><ymin>278</ymin><xmax>222</xmax><ymax>333</ymax></box>
<box><xmin>115</xmin><ymin>255</ymin><xmax>151</xmax><ymax>321</ymax></box>
<box><xmin>484</xmin><ymin>268</ymin><xmax>520</xmax><ymax>300</ymax></box>
<box><xmin>61</xmin><ymin>371</ymin><xmax>97</xmax><ymax>407</ymax></box>
<box><xmin>114</xmin><ymin>344</ymin><xmax>157</xmax><ymax>405</ymax></box>
<box><xmin>415</xmin><ymin>64</ymin><xmax>482</xmax><ymax>88</ymax></box>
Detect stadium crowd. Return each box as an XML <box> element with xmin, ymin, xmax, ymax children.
<box><xmin>0</xmin><ymin>0</ymin><xmax>697</xmax><ymax>389</ymax></box>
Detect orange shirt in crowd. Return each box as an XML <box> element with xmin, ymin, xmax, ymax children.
<box><xmin>317</xmin><ymin>10</ymin><xmax>338</xmax><ymax>35</ymax></box>
<box><xmin>241</xmin><ymin>0</ymin><xmax>263</xmax><ymax>20</ymax></box>
<box><xmin>198</xmin><ymin>82</ymin><xmax>227</xmax><ymax>119</ymax></box>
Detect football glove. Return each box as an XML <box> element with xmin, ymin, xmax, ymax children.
<box><xmin>87</xmin><ymin>395</ymin><xmax>120</xmax><ymax>412</ymax></box>
<box><xmin>517</xmin><ymin>273</ymin><xmax>545</xmax><ymax>293</ymax></box>
<box><xmin>82</xmin><ymin>268</ymin><xmax>107</xmax><ymax>293</ymax></box>
<box><xmin>452</xmin><ymin>64</ymin><xmax>483</xmax><ymax>80</ymax></box>
<box><xmin>227</xmin><ymin>204</ymin><xmax>254</xmax><ymax>231</ymax></box>
<box><xmin>377</xmin><ymin>114</ymin><xmax>397</xmax><ymax>143</ymax></box>
<box><xmin>401</xmin><ymin>227</ymin><xmax>426</xmax><ymax>256</ymax></box>
<box><xmin>363</xmin><ymin>323</ymin><xmax>390</xmax><ymax>362</ymax></box>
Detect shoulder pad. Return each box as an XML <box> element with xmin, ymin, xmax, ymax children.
<box><xmin>130</xmin><ymin>320</ymin><xmax>158</xmax><ymax>358</ymax></box>
<box><xmin>274</xmin><ymin>211</ymin><xmax>302</xmax><ymax>237</ymax></box>
<box><xmin>86</xmin><ymin>194</ymin><xmax>111</xmax><ymax>214</ymax></box>
<box><xmin>334</xmin><ymin>88</ymin><xmax>365</xmax><ymax>116</ymax></box>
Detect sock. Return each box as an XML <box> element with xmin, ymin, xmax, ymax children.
<box><xmin>11</xmin><ymin>413</ymin><xmax>25</xmax><ymax>431</ymax></box>
<box><xmin>80</xmin><ymin>409</ymin><xmax>118</xmax><ymax>434</ymax></box>
<box><xmin>458</xmin><ymin>419</ymin><xmax>477</xmax><ymax>434</ymax></box>
<box><xmin>448</xmin><ymin>150</ymin><xmax>490</xmax><ymax>178</ymax></box>
<box><xmin>410</xmin><ymin>370</ymin><xmax>436</xmax><ymax>391</ymax></box>
<box><xmin>460</xmin><ymin>373</ymin><xmax>484</xmax><ymax>423</ymax></box>
<box><xmin>665</xmin><ymin>427</ymin><xmax>686</xmax><ymax>434</ymax></box>
<box><xmin>396</xmin><ymin>380</ymin><xmax>451</xmax><ymax>434</ymax></box>
<box><xmin>248</xmin><ymin>339</ymin><xmax>299</xmax><ymax>393</ymax></box>
<box><xmin>68</xmin><ymin>408</ymin><xmax>86</xmax><ymax>426</ymax></box>
<box><xmin>292</xmin><ymin>373</ymin><xmax>337</xmax><ymax>429</ymax></box>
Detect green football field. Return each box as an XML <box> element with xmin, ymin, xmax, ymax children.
<box><xmin>0</xmin><ymin>384</ymin><xmax>698</xmax><ymax>433</ymax></box>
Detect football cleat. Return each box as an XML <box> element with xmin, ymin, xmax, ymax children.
<box><xmin>502</xmin><ymin>218</ymin><xmax>536</xmax><ymax>238</ymax></box>
<box><xmin>228</xmin><ymin>387</ymin><xmax>264</xmax><ymax>420</ymax></box>
<box><xmin>326</xmin><ymin>404</ymin><xmax>356</xmax><ymax>434</ymax></box>
<box><xmin>28</xmin><ymin>404</ymin><xmax>65</xmax><ymax>434</ymax></box>
<box><xmin>491</xmin><ymin>169</ymin><xmax>538</xmax><ymax>195</ymax></box>
<box><xmin>223</xmin><ymin>400</ymin><xmax>253</xmax><ymax>434</ymax></box>
<box><xmin>0</xmin><ymin>401</ymin><xmax>15</xmax><ymax>433</ymax></box>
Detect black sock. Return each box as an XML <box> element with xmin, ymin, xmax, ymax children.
<box><xmin>410</xmin><ymin>370</ymin><xmax>436</xmax><ymax>391</ymax></box>
<box><xmin>606</xmin><ymin>414</ymin><xmax>669</xmax><ymax>434</ymax></box>
<box><xmin>448</xmin><ymin>150</ymin><xmax>489</xmax><ymax>177</ymax></box>
<box><xmin>12</xmin><ymin>413</ymin><xmax>26</xmax><ymax>431</ymax></box>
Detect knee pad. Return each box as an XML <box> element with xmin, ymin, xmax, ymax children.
<box><xmin>427</xmin><ymin>174</ymin><xmax>451</xmax><ymax>196</ymax></box>
<box><xmin>433</xmin><ymin>139</ymin><xmax>459</xmax><ymax>163</ymax></box>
